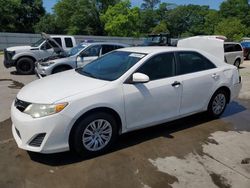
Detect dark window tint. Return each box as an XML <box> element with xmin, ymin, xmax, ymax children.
<box><xmin>137</xmin><ymin>53</ymin><xmax>175</xmax><ymax>80</ymax></box>
<box><xmin>224</xmin><ymin>44</ymin><xmax>234</xmax><ymax>52</ymax></box>
<box><xmin>102</xmin><ymin>45</ymin><xmax>115</xmax><ymax>55</ymax></box>
<box><xmin>114</xmin><ymin>45</ymin><xmax>124</xmax><ymax>50</ymax></box>
<box><xmin>65</xmin><ymin>37</ymin><xmax>73</xmax><ymax>48</ymax></box>
<box><xmin>82</xmin><ymin>45</ymin><xmax>101</xmax><ymax>57</ymax></box>
<box><xmin>177</xmin><ymin>52</ymin><xmax>215</xmax><ymax>75</ymax></box>
<box><xmin>53</xmin><ymin>38</ymin><xmax>62</xmax><ymax>47</ymax></box>
<box><xmin>235</xmin><ymin>44</ymin><xmax>242</xmax><ymax>51</ymax></box>
<box><xmin>224</xmin><ymin>43</ymin><xmax>242</xmax><ymax>52</ymax></box>
<box><xmin>45</xmin><ymin>38</ymin><xmax>62</xmax><ymax>49</ymax></box>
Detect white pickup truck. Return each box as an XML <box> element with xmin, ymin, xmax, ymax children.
<box><xmin>3</xmin><ymin>33</ymin><xmax>76</xmax><ymax>74</ymax></box>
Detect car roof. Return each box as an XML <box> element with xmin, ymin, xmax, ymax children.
<box><xmin>116</xmin><ymin>46</ymin><xmax>198</xmax><ymax>54</ymax></box>
<box><xmin>224</xmin><ymin>42</ymin><xmax>241</xmax><ymax>45</ymax></box>
<box><xmin>80</xmin><ymin>42</ymin><xmax>129</xmax><ymax>47</ymax></box>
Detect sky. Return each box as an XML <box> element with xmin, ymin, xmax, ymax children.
<box><xmin>43</xmin><ymin>0</ymin><xmax>225</xmax><ymax>13</ymax></box>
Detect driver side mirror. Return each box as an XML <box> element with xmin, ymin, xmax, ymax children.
<box><xmin>132</xmin><ymin>73</ymin><xmax>149</xmax><ymax>83</ymax></box>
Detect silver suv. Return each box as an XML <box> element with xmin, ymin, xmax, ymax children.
<box><xmin>35</xmin><ymin>42</ymin><xmax>129</xmax><ymax>77</ymax></box>
<box><xmin>224</xmin><ymin>42</ymin><xmax>244</xmax><ymax>68</ymax></box>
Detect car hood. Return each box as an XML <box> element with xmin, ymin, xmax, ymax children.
<box><xmin>38</xmin><ymin>53</ymin><xmax>70</xmax><ymax>63</ymax></box>
<box><xmin>17</xmin><ymin>70</ymin><xmax>109</xmax><ymax>104</ymax></box>
<box><xmin>7</xmin><ymin>46</ymin><xmax>32</xmax><ymax>53</ymax></box>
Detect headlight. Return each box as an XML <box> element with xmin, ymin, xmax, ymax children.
<box><xmin>40</xmin><ymin>61</ymin><xmax>55</xmax><ymax>66</ymax></box>
<box><xmin>9</xmin><ymin>51</ymin><xmax>15</xmax><ymax>56</ymax></box>
<box><xmin>24</xmin><ymin>103</ymin><xmax>68</xmax><ymax>118</ymax></box>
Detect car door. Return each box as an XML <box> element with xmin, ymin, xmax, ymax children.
<box><xmin>77</xmin><ymin>45</ymin><xmax>101</xmax><ymax>67</ymax></box>
<box><xmin>175</xmin><ymin>51</ymin><xmax>218</xmax><ymax>115</ymax></box>
<box><xmin>122</xmin><ymin>52</ymin><xmax>182</xmax><ymax>129</ymax></box>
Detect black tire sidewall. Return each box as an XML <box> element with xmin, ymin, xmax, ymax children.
<box><xmin>16</xmin><ymin>57</ymin><xmax>35</xmax><ymax>75</ymax></box>
<box><xmin>234</xmin><ymin>59</ymin><xmax>240</xmax><ymax>68</ymax></box>
<box><xmin>208</xmin><ymin>90</ymin><xmax>227</xmax><ymax>119</ymax></box>
<box><xmin>72</xmin><ymin>112</ymin><xmax>118</xmax><ymax>157</ymax></box>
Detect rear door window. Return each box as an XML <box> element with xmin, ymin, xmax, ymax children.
<box><xmin>101</xmin><ymin>45</ymin><xmax>115</xmax><ymax>55</ymax></box>
<box><xmin>177</xmin><ymin>51</ymin><xmax>216</xmax><ymax>75</ymax></box>
<box><xmin>224</xmin><ymin>44</ymin><xmax>234</xmax><ymax>52</ymax></box>
<box><xmin>65</xmin><ymin>37</ymin><xmax>73</xmax><ymax>48</ymax></box>
<box><xmin>235</xmin><ymin>44</ymin><xmax>242</xmax><ymax>51</ymax></box>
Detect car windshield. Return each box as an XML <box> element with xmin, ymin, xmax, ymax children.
<box><xmin>76</xmin><ymin>51</ymin><xmax>146</xmax><ymax>81</ymax></box>
<box><xmin>31</xmin><ymin>38</ymin><xmax>45</xmax><ymax>47</ymax></box>
<box><xmin>145</xmin><ymin>36</ymin><xmax>161</xmax><ymax>43</ymax></box>
<box><xmin>68</xmin><ymin>44</ymin><xmax>87</xmax><ymax>56</ymax></box>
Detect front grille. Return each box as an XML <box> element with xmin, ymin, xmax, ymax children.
<box><xmin>29</xmin><ymin>133</ymin><xmax>46</xmax><ymax>147</ymax></box>
<box><xmin>15</xmin><ymin>127</ymin><xmax>21</xmax><ymax>139</ymax></box>
<box><xmin>4</xmin><ymin>49</ymin><xmax>13</xmax><ymax>61</ymax></box>
<box><xmin>14</xmin><ymin>98</ymin><xmax>31</xmax><ymax>112</ymax></box>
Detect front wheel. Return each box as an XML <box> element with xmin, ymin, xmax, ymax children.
<box><xmin>16</xmin><ymin>57</ymin><xmax>35</xmax><ymax>75</ymax></box>
<box><xmin>207</xmin><ymin>90</ymin><xmax>228</xmax><ymax>118</ymax></box>
<box><xmin>71</xmin><ymin>112</ymin><xmax>118</xmax><ymax>157</ymax></box>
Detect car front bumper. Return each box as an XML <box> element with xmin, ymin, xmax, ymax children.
<box><xmin>3</xmin><ymin>49</ymin><xmax>15</xmax><ymax>68</ymax></box>
<box><xmin>11</xmin><ymin>102</ymin><xmax>71</xmax><ymax>153</ymax></box>
<box><xmin>35</xmin><ymin>63</ymin><xmax>53</xmax><ymax>78</ymax></box>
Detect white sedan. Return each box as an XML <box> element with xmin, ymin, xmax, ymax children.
<box><xmin>11</xmin><ymin>47</ymin><xmax>241</xmax><ymax>156</ymax></box>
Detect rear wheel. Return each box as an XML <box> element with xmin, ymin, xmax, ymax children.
<box><xmin>247</xmin><ymin>53</ymin><xmax>250</xmax><ymax>60</ymax></box>
<box><xmin>16</xmin><ymin>57</ymin><xmax>35</xmax><ymax>75</ymax></box>
<box><xmin>207</xmin><ymin>90</ymin><xmax>228</xmax><ymax>118</ymax></box>
<box><xmin>234</xmin><ymin>59</ymin><xmax>240</xmax><ymax>68</ymax></box>
<box><xmin>71</xmin><ymin>112</ymin><xmax>118</xmax><ymax>157</ymax></box>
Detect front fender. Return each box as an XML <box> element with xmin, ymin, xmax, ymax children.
<box><xmin>12</xmin><ymin>52</ymin><xmax>37</xmax><ymax>61</ymax></box>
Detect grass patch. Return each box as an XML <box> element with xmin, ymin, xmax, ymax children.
<box><xmin>0</xmin><ymin>51</ymin><xmax>3</xmax><ymax>55</ymax></box>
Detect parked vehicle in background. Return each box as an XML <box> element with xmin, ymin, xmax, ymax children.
<box><xmin>224</xmin><ymin>42</ymin><xmax>244</xmax><ymax>68</ymax></box>
<box><xmin>178</xmin><ymin>36</ymin><xmax>243</xmax><ymax>68</ymax></box>
<box><xmin>35</xmin><ymin>42</ymin><xmax>129</xmax><ymax>77</ymax></box>
<box><xmin>241</xmin><ymin>38</ymin><xmax>250</xmax><ymax>60</ymax></box>
<box><xmin>143</xmin><ymin>33</ymin><xmax>171</xmax><ymax>46</ymax></box>
<box><xmin>3</xmin><ymin>33</ymin><xmax>76</xmax><ymax>74</ymax></box>
<box><xmin>11</xmin><ymin>46</ymin><xmax>241</xmax><ymax>156</ymax></box>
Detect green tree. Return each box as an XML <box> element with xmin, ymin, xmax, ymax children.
<box><xmin>141</xmin><ymin>0</ymin><xmax>160</xmax><ymax>10</ymax></box>
<box><xmin>16</xmin><ymin>0</ymin><xmax>45</xmax><ymax>32</ymax></box>
<box><xmin>215</xmin><ymin>18</ymin><xmax>247</xmax><ymax>41</ymax></box>
<box><xmin>96</xmin><ymin>0</ymin><xmax>121</xmax><ymax>12</ymax></box>
<box><xmin>101</xmin><ymin>0</ymin><xmax>140</xmax><ymax>37</ymax></box>
<box><xmin>54</xmin><ymin>0</ymin><xmax>102</xmax><ymax>35</ymax></box>
<box><xmin>0</xmin><ymin>0</ymin><xmax>45</xmax><ymax>33</ymax></box>
<box><xmin>166</xmin><ymin>5</ymin><xmax>210</xmax><ymax>37</ymax></box>
<box><xmin>151</xmin><ymin>21</ymin><xmax>168</xmax><ymax>33</ymax></box>
<box><xmin>34</xmin><ymin>14</ymin><xmax>64</xmax><ymax>34</ymax></box>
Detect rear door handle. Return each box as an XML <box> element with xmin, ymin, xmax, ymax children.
<box><xmin>172</xmin><ymin>81</ymin><xmax>181</xmax><ymax>87</ymax></box>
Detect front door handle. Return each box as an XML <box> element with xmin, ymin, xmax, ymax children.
<box><xmin>172</xmin><ymin>81</ymin><xmax>181</xmax><ymax>87</ymax></box>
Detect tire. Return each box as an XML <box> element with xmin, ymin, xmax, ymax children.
<box><xmin>71</xmin><ymin>112</ymin><xmax>118</xmax><ymax>157</ymax></box>
<box><xmin>234</xmin><ymin>59</ymin><xmax>240</xmax><ymax>68</ymax></box>
<box><xmin>52</xmin><ymin>66</ymin><xmax>71</xmax><ymax>74</ymax></box>
<box><xmin>247</xmin><ymin>53</ymin><xmax>250</xmax><ymax>60</ymax></box>
<box><xmin>207</xmin><ymin>90</ymin><xmax>228</xmax><ymax>119</ymax></box>
<box><xmin>16</xmin><ymin>57</ymin><xmax>35</xmax><ymax>75</ymax></box>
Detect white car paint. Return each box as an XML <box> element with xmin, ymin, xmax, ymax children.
<box><xmin>11</xmin><ymin>47</ymin><xmax>242</xmax><ymax>153</ymax></box>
